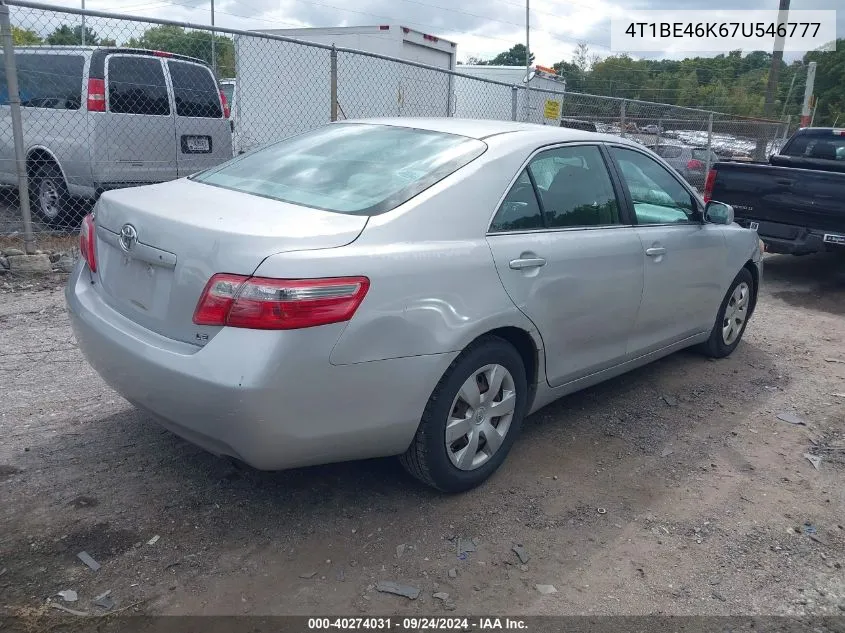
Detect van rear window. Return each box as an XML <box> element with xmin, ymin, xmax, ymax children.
<box><xmin>192</xmin><ymin>123</ymin><xmax>487</xmax><ymax>215</ymax></box>
<box><xmin>108</xmin><ymin>56</ymin><xmax>169</xmax><ymax>115</ymax></box>
<box><xmin>168</xmin><ymin>61</ymin><xmax>222</xmax><ymax>118</ymax></box>
<box><xmin>0</xmin><ymin>53</ymin><xmax>84</xmax><ymax>110</ymax></box>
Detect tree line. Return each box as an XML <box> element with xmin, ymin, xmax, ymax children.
<box><xmin>461</xmin><ymin>41</ymin><xmax>844</xmax><ymax>125</ymax></box>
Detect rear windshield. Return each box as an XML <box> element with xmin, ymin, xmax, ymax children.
<box><xmin>168</xmin><ymin>60</ymin><xmax>222</xmax><ymax>118</ymax></box>
<box><xmin>192</xmin><ymin>123</ymin><xmax>487</xmax><ymax>215</ymax></box>
<box><xmin>0</xmin><ymin>53</ymin><xmax>85</xmax><ymax>110</ymax></box>
<box><xmin>783</xmin><ymin>134</ymin><xmax>845</xmax><ymax>161</ymax></box>
<box><xmin>108</xmin><ymin>56</ymin><xmax>169</xmax><ymax>116</ymax></box>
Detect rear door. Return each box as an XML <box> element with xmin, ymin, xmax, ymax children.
<box><xmin>166</xmin><ymin>59</ymin><xmax>232</xmax><ymax>176</ymax></box>
<box><xmin>486</xmin><ymin>143</ymin><xmax>644</xmax><ymax>388</ymax></box>
<box><xmin>101</xmin><ymin>54</ymin><xmax>177</xmax><ymax>185</ymax></box>
<box><xmin>608</xmin><ymin>145</ymin><xmax>727</xmax><ymax>355</ymax></box>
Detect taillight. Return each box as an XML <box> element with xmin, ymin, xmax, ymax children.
<box><xmin>219</xmin><ymin>89</ymin><xmax>230</xmax><ymax>118</ymax></box>
<box><xmin>87</xmin><ymin>78</ymin><xmax>105</xmax><ymax>112</ymax></box>
<box><xmin>703</xmin><ymin>169</ymin><xmax>716</xmax><ymax>203</ymax></box>
<box><xmin>686</xmin><ymin>159</ymin><xmax>704</xmax><ymax>170</ymax></box>
<box><xmin>79</xmin><ymin>213</ymin><xmax>97</xmax><ymax>272</ymax></box>
<box><xmin>193</xmin><ymin>274</ymin><xmax>370</xmax><ymax>330</ymax></box>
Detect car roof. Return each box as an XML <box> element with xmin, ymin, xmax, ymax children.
<box><xmin>342</xmin><ymin>117</ymin><xmax>640</xmax><ymax>145</ymax></box>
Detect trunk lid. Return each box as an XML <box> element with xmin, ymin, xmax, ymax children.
<box><xmin>92</xmin><ymin>178</ymin><xmax>368</xmax><ymax>345</ymax></box>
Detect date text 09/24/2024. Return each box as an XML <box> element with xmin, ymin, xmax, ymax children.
<box><xmin>307</xmin><ymin>617</ymin><xmax>529</xmax><ymax>630</ymax></box>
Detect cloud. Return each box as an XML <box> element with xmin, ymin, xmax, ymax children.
<box><xmin>15</xmin><ymin>0</ymin><xmax>843</xmax><ymax>66</ymax></box>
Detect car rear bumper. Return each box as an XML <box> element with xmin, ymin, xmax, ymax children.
<box><xmin>65</xmin><ymin>263</ymin><xmax>456</xmax><ymax>470</ymax></box>
<box><xmin>737</xmin><ymin>218</ymin><xmax>845</xmax><ymax>255</ymax></box>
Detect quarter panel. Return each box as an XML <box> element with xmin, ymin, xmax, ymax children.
<box><xmin>253</xmin><ymin>238</ymin><xmax>538</xmax><ymax>365</ymax></box>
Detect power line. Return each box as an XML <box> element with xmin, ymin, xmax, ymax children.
<box><xmin>111</xmin><ymin>0</ymin><xmax>805</xmax><ymax>77</ymax></box>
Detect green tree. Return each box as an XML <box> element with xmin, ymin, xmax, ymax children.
<box><xmin>46</xmin><ymin>24</ymin><xmax>100</xmax><ymax>45</ymax></box>
<box><xmin>12</xmin><ymin>26</ymin><xmax>42</xmax><ymax>45</ymax></box>
<box><xmin>488</xmin><ymin>43</ymin><xmax>534</xmax><ymax>66</ymax></box>
<box><xmin>804</xmin><ymin>39</ymin><xmax>845</xmax><ymax>126</ymax></box>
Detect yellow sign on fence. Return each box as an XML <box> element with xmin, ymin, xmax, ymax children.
<box><xmin>543</xmin><ymin>99</ymin><xmax>561</xmax><ymax>120</ymax></box>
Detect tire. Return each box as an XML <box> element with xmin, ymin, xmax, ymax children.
<box><xmin>700</xmin><ymin>268</ymin><xmax>754</xmax><ymax>358</ymax></box>
<box><xmin>399</xmin><ymin>336</ymin><xmax>529</xmax><ymax>492</ymax></box>
<box><xmin>29</xmin><ymin>162</ymin><xmax>71</xmax><ymax>228</ymax></box>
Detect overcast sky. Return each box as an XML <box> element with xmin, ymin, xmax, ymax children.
<box><xmin>33</xmin><ymin>0</ymin><xmax>842</xmax><ymax>65</ymax></box>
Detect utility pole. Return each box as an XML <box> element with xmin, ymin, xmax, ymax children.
<box><xmin>800</xmin><ymin>61</ymin><xmax>816</xmax><ymax>127</ymax></box>
<box><xmin>210</xmin><ymin>0</ymin><xmax>216</xmax><ymax>76</ymax></box>
<box><xmin>755</xmin><ymin>0</ymin><xmax>790</xmax><ymax>159</ymax></box>
<box><xmin>81</xmin><ymin>0</ymin><xmax>85</xmax><ymax>45</ymax></box>
<box><xmin>762</xmin><ymin>0</ymin><xmax>790</xmax><ymax>118</ymax></box>
<box><xmin>524</xmin><ymin>0</ymin><xmax>530</xmax><ymax>122</ymax></box>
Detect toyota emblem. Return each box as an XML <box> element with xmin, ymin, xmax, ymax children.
<box><xmin>118</xmin><ymin>224</ymin><xmax>138</xmax><ymax>252</ymax></box>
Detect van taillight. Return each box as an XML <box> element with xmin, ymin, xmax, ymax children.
<box><xmin>686</xmin><ymin>159</ymin><xmax>704</xmax><ymax>170</ymax></box>
<box><xmin>219</xmin><ymin>89</ymin><xmax>230</xmax><ymax>118</ymax></box>
<box><xmin>79</xmin><ymin>213</ymin><xmax>97</xmax><ymax>272</ymax></box>
<box><xmin>87</xmin><ymin>78</ymin><xmax>105</xmax><ymax>112</ymax></box>
<box><xmin>193</xmin><ymin>274</ymin><xmax>370</xmax><ymax>330</ymax></box>
<box><xmin>703</xmin><ymin>169</ymin><xmax>716</xmax><ymax>203</ymax></box>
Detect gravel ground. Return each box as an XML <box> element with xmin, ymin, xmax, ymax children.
<box><xmin>1</xmin><ymin>252</ymin><xmax>844</xmax><ymax>618</ymax></box>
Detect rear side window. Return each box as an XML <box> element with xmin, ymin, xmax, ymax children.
<box><xmin>108</xmin><ymin>56</ymin><xmax>169</xmax><ymax>115</ymax></box>
<box><xmin>168</xmin><ymin>61</ymin><xmax>222</xmax><ymax>118</ymax></box>
<box><xmin>192</xmin><ymin>123</ymin><xmax>487</xmax><ymax>215</ymax></box>
<box><xmin>0</xmin><ymin>53</ymin><xmax>84</xmax><ymax>110</ymax></box>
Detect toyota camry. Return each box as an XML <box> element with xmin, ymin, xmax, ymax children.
<box><xmin>66</xmin><ymin>119</ymin><xmax>762</xmax><ymax>492</ymax></box>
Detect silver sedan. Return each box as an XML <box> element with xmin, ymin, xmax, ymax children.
<box><xmin>66</xmin><ymin>118</ymin><xmax>763</xmax><ymax>492</ymax></box>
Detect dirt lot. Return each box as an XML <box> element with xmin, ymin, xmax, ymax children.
<box><xmin>1</xmin><ymin>252</ymin><xmax>844</xmax><ymax>618</ymax></box>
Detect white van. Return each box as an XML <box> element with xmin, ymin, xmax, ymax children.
<box><xmin>0</xmin><ymin>46</ymin><xmax>233</xmax><ymax>227</ymax></box>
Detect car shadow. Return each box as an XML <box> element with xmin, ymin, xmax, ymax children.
<box><xmin>763</xmin><ymin>252</ymin><xmax>845</xmax><ymax>317</ymax></box>
<box><xmin>13</xmin><ymin>336</ymin><xmax>781</xmax><ymax>517</ymax></box>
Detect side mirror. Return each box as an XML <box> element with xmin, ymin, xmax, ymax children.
<box><xmin>704</xmin><ymin>200</ymin><xmax>734</xmax><ymax>225</ymax></box>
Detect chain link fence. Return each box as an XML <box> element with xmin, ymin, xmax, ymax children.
<box><xmin>0</xmin><ymin>0</ymin><xmax>790</xmax><ymax>278</ymax></box>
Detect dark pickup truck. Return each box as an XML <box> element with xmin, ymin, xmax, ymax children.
<box><xmin>704</xmin><ymin>127</ymin><xmax>845</xmax><ymax>255</ymax></box>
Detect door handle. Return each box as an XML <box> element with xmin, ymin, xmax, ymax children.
<box><xmin>645</xmin><ymin>247</ymin><xmax>666</xmax><ymax>257</ymax></box>
<box><xmin>509</xmin><ymin>257</ymin><xmax>546</xmax><ymax>270</ymax></box>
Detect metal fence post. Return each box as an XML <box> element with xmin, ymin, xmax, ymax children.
<box><xmin>656</xmin><ymin>118</ymin><xmax>662</xmax><ymax>150</ymax></box>
<box><xmin>619</xmin><ymin>100</ymin><xmax>627</xmax><ymax>138</ymax></box>
<box><xmin>705</xmin><ymin>112</ymin><xmax>713</xmax><ymax>175</ymax></box>
<box><xmin>0</xmin><ymin>3</ymin><xmax>35</xmax><ymax>254</ymax></box>
<box><xmin>330</xmin><ymin>45</ymin><xmax>338</xmax><ymax>122</ymax></box>
<box><xmin>511</xmin><ymin>86</ymin><xmax>518</xmax><ymax>121</ymax></box>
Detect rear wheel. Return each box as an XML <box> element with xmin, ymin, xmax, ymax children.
<box><xmin>700</xmin><ymin>268</ymin><xmax>754</xmax><ymax>358</ymax></box>
<box><xmin>400</xmin><ymin>336</ymin><xmax>528</xmax><ymax>492</ymax></box>
<box><xmin>29</xmin><ymin>162</ymin><xmax>71</xmax><ymax>228</ymax></box>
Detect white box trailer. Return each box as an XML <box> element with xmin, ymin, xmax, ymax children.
<box><xmin>452</xmin><ymin>65</ymin><xmax>566</xmax><ymax>125</ymax></box>
<box><xmin>233</xmin><ymin>25</ymin><xmax>457</xmax><ymax>153</ymax></box>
